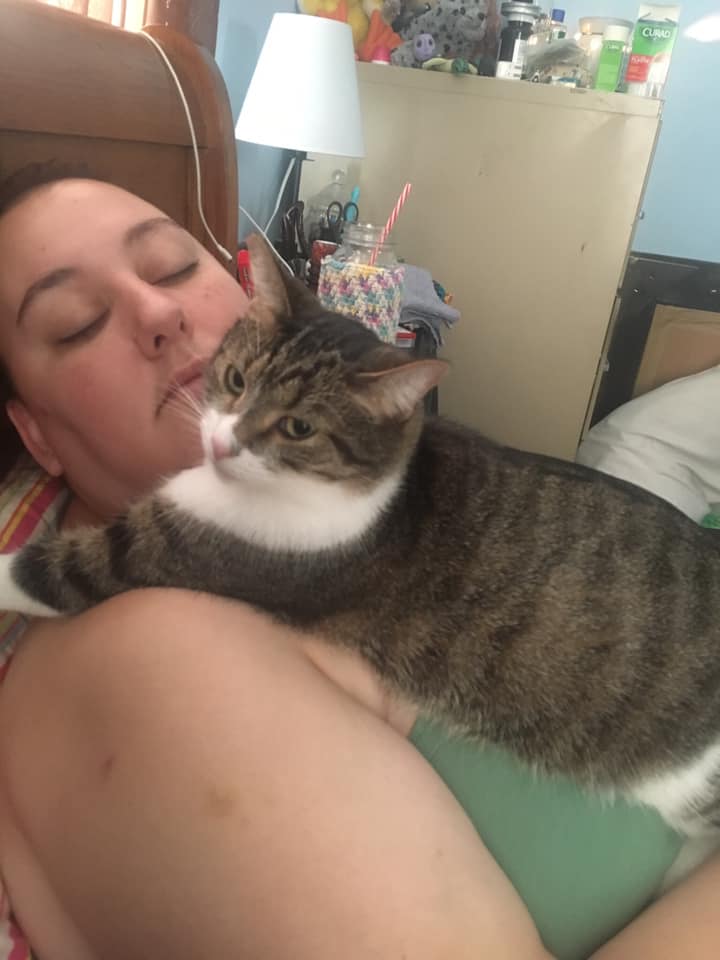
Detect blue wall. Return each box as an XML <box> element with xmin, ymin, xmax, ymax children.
<box><xmin>560</xmin><ymin>1</ymin><xmax>720</xmax><ymax>263</ymax></box>
<box><xmin>215</xmin><ymin>0</ymin><xmax>296</xmax><ymax>238</ymax></box>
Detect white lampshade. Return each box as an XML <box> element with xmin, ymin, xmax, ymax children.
<box><xmin>235</xmin><ymin>13</ymin><xmax>365</xmax><ymax>158</ymax></box>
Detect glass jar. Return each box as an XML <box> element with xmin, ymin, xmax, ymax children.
<box><xmin>333</xmin><ymin>222</ymin><xmax>398</xmax><ymax>268</ymax></box>
<box><xmin>317</xmin><ymin>222</ymin><xmax>404</xmax><ymax>344</ymax></box>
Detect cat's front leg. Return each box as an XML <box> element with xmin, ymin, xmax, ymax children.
<box><xmin>0</xmin><ymin>553</ymin><xmax>59</xmax><ymax>618</ymax></box>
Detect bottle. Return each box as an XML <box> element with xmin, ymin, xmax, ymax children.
<box><xmin>496</xmin><ymin>2</ymin><xmax>541</xmax><ymax>81</ymax></box>
<box><xmin>594</xmin><ymin>23</ymin><xmax>631</xmax><ymax>92</ymax></box>
<box><xmin>624</xmin><ymin>3</ymin><xmax>681</xmax><ymax>99</ymax></box>
<box><xmin>550</xmin><ymin>8</ymin><xmax>567</xmax><ymax>40</ymax></box>
<box><xmin>577</xmin><ymin>17</ymin><xmax>633</xmax><ymax>88</ymax></box>
<box><xmin>528</xmin><ymin>10</ymin><xmax>551</xmax><ymax>46</ymax></box>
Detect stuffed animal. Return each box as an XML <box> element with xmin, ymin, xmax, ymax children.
<box><xmin>297</xmin><ymin>0</ymin><xmax>402</xmax><ymax>60</ymax></box>
<box><xmin>297</xmin><ymin>0</ymin><xmax>369</xmax><ymax>48</ymax></box>
<box><xmin>390</xmin><ymin>0</ymin><xmax>492</xmax><ymax>68</ymax></box>
<box><xmin>362</xmin><ymin>0</ymin><xmax>402</xmax><ymax>19</ymax></box>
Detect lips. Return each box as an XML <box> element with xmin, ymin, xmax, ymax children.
<box><xmin>159</xmin><ymin>358</ymin><xmax>208</xmax><ymax>413</ymax></box>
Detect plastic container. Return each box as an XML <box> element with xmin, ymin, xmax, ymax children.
<box><xmin>624</xmin><ymin>3</ymin><xmax>681</xmax><ymax>99</ymax></box>
<box><xmin>528</xmin><ymin>9</ymin><xmax>551</xmax><ymax>46</ymax></box>
<box><xmin>593</xmin><ymin>22</ymin><xmax>632</xmax><ymax>92</ymax></box>
<box><xmin>496</xmin><ymin>2</ymin><xmax>542</xmax><ymax>80</ymax></box>
<box><xmin>578</xmin><ymin>17</ymin><xmax>634</xmax><ymax>87</ymax></box>
<box><xmin>317</xmin><ymin>223</ymin><xmax>404</xmax><ymax>343</ymax></box>
<box><xmin>550</xmin><ymin>8</ymin><xmax>567</xmax><ymax>40</ymax></box>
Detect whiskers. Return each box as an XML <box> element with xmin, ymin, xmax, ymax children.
<box><xmin>165</xmin><ymin>387</ymin><xmax>205</xmax><ymax>435</ymax></box>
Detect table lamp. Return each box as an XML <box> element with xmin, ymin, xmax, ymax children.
<box><xmin>235</xmin><ymin>12</ymin><xmax>365</xmax><ymax>262</ymax></box>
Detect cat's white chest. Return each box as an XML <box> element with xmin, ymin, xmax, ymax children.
<box><xmin>160</xmin><ymin>459</ymin><xmax>401</xmax><ymax>552</ymax></box>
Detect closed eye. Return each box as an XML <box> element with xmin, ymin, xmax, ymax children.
<box><xmin>154</xmin><ymin>261</ymin><xmax>199</xmax><ymax>285</ymax></box>
<box><xmin>56</xmin><ymin>308</ymin><xmax>110</xmax><ymax>345</ymax></box>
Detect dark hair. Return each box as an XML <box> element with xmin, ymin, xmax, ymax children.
<box><xmin>0</xmin><ymin>159</ymin><xmax>96</xmax><ymax>217</ymax></box>
<box><xmin>0</xmin><ymin>161</ymin><xmax>99</xmax><ymax>475</ymax></box>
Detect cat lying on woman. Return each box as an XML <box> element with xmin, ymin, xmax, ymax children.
<box><xmin>2</xmin><ymin>235</ymin><xmax>720</xmax><ymax>857</ymax></box>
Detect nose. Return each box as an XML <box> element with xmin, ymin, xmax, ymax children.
<box><xmin>130</xmin><ymin>283</ymin><xmax>193</xmax><ymax>359</ymax></box>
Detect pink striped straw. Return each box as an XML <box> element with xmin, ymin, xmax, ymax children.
<box><xmin>369</xmin><ymin>182</ymin><xmax>413</xmax><ymax>266</ymax></box>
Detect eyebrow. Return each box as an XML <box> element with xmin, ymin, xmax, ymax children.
<box><xmin>16</xmin><ymin>217</ymin><xmax>184</xmax><ymax>325</ymax></box>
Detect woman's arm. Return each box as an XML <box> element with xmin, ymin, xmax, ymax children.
<box><xmin>592</xmin><ymin>851</ymin><xmax>720</xmax><ymax>959</ymax></box>
<box><xmin>0</xmin><ymin>590</ymin><xmax>553</xmax><ymax>960</ymax></box>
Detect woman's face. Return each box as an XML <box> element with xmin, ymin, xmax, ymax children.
<box><xmin>0</xmin><ymin>179</ymin><xmax>248</xmax><ymax>516</ymax></box>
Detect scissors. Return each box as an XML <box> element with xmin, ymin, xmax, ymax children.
<box><xmin>323</xmin><ymin>200</ymin><xmax>360</xmax><ymax>242</ymax></box>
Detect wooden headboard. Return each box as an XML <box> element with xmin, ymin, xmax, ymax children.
<box><xmin>0</xmin><ymin>0</ymin><xmax>239</xmax><ymax>476</ymax></box>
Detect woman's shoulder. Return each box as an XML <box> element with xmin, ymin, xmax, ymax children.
<box><xmin>300</xmin><ymin>635</ymin><xmax>419</xmax><ymax>734</ymax></box>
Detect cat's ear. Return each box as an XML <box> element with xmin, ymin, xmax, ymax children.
<box><xmin>353</xmin><ymin>359</ymin><xmax>448</xmax><ymax>421</ymax></box>
<box><xmin>246</xmin><ymin>234</ymin><xmax>290</xmax><ymax>319</ymax></box>
<box><xmin>281</xmin><ymin>270</ymin><xmax>326</xmax><ymax>322</ymax></box>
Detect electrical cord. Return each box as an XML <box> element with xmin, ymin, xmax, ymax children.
<box><xmin>142</xmin><ymin>30</ymin><xmax>294</xmax><ymax>277</ymax></box>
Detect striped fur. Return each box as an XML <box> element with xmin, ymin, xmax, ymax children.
<box><xmin>5</xmin><ymin>236</ymin><xmax>720</xmax><ymax>854</ymax></box>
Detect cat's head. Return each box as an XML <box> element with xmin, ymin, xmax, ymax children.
<box><xmin>201</xmin><ymin>235</ymin><xmax>447</xmax><ymax>494</ymax></box>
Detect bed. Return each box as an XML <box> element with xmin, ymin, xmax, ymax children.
<box><xmin>0</xmin><ymin>0</ymin><xmax>238</xmax><ymax>478</ymax></box>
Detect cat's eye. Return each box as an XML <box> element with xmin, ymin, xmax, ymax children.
<box><xmin>278</xmin><ymin>416</ymin><xmax>315</xmax><ymax>440</ymax></box>
<box><xmin>224</xmin><ymin>364</ymin><xmax>245</xmax><ymax>396</ymax></box>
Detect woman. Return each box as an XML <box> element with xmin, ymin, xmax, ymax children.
<box><xmin>0</xmin><ymin>168</ymin><xmax>716</xmax><ymax>959</ymax></box>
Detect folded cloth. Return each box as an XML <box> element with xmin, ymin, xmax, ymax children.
<box><xmin>400</xmin><ymin>265</ymin><xmax>460</xmax><ymax>346</ymax></box>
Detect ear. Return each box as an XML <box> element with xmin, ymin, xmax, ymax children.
<box><xmin>6</xmin><ymin>399</ymin><xmax>63</xmax><ymax>476</ymax></box>
<box><xmin>246</xmin><ymin>234</ymin><xmax>290</xmax><ymax>318</ymax></box>
<box><xmin>353</xmin><ymin>359</ymin><xmax>449</xmax><ymax>421</ymax></box>
<box><xmin>280</xmin><ymin>270</ymin><xmax>325</xmax><ymax>321</ymax></box>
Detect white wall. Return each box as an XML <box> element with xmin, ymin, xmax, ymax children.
<box><xmin>215</xmin><ymin>0</ymin><xmax>296</xmax><ymax>239</ymax></box>
<box><xmin>561</xmin><ymin>1</ymin><xmax>720</xmax><ymax>262</ymax></box>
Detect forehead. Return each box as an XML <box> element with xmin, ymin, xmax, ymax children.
<box><xmin>0</xmin><ymin>179</ymin><xmax>169</xmax><ymax>303</ymax></box>
<box><xmin>0</xmin><ymin>181</ymin><xmax>180</xmax><ymax>357</ymax></box>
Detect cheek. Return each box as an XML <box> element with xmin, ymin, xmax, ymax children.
<box><xmin>33</xmin><ymin>342</ymin><xmax>150</xmax><ymax>428</ymax></box>
<box><xmin>193</xmin><ymin>274</ymin><xmax>249</xmax><ymax>344</ymax></box>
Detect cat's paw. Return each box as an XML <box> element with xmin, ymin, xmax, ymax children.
<box><xmin>0</xmin><ymin>553</ymin><xmax>58</xmax><ymax>618</ymax></box>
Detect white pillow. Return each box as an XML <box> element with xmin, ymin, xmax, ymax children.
<box><xmin>576</xmin><ymin>365</ymin><xmax>720</xmax><ymax>522</ymax></box>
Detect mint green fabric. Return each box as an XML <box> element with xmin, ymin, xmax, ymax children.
<box><xmin>410</xmin><ymin>718</ymin><xmax>683</xmax><ymax>960</ymax></box>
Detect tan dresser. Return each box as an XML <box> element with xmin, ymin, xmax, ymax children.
<box><xmin>301</xmin><ymin>64</ymin><xmax>661</xmax><ymax>460</ymax></box>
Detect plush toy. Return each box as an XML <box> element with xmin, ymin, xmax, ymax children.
<box><xmin>422</xmin><ymin>55</ymin><xmax>478</xmax><ymax>73</ymax></box>
<box><xmin>362</xmin><ymin>0</ymin><xmax>402</xmax><ymax>20</ymax></box>
<box><xmin>297</xmin><ymin>0</ymin><xmax>368</xmax><ymax>47</ymax></box>
<box><xmin>390</xmin><ymin>0</ymin><xmax>492</xmax><ymax>68</ymax></box>
<box><xmin>297</xmin><ymin>0</ymin><xmax>402</xmax><ymax>60</ymax></box>
<box><xmin>414</xmin><ymin>32</ymin><xmax>436</xmax><ymax>62</ymax></box>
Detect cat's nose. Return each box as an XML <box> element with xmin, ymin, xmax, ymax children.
<box><xmin>211</xmin><ymin>434</ymin><xmax>237</xmax><ymax>461</ymax></box>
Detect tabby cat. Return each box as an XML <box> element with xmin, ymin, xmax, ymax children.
<box><xmin>3</xmin><ymin>235</ymin><xmax>720</xmax><ymax>849</ymax></box>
